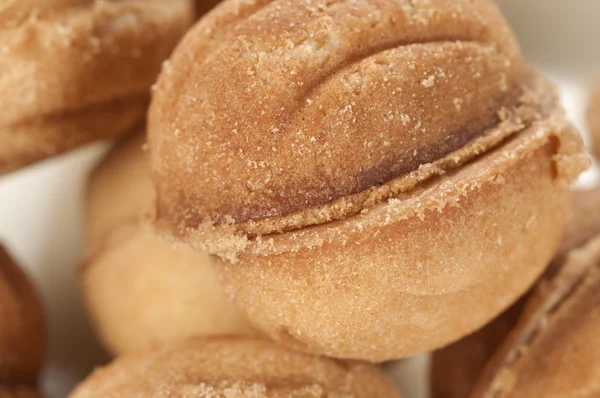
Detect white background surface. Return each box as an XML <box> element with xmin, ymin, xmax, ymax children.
<box><xmin>0</xmin><ymin>1</ymin><xmax>598</xmax><ymax>397</ymax></box>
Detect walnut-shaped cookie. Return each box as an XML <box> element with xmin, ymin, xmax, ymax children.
<box><xmin>0</xmin><ymin>0</ymin><xmax>193</xmax><ymax>174</ymax></box>
<box><xmin>148</xmin><ymin>0</ymin><xmax>589</xmax><ymax>361</ymax></box>
<box><xmin>69</xmin><ymin>337</ymin><xmax>401</xmax><ymax>398</ymax></box>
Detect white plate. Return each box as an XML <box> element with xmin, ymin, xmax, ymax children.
<box><xmin>0</xmin><ymin>1</ymin><xmax>598</xmax><ymax>397</ymax></box>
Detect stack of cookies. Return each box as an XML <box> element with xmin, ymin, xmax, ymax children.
<box><xmin>1</xmin><ymin>0</ymin><xmax>599</xmax><ymax>396</ymax></box>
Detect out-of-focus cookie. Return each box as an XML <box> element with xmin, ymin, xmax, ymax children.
<box><xmin>430</xmin><ymin>187</ymin><xmax>600</xmax><ymax>398</ymax></box>
<box><xmin>588</xmin><ymin>78</ymin><xmax>600</xmax><ymax>159</ymax></box>
<box><xmin>0</xmin><ymin>0</ymin><xmax>193</xmax><ymax>175</ymax></box>
<box><xmin>0</xmin><ymin>245</ymin><xmax>45</xmax><ymax>393</ymax></box>
<box><xmin>82</xmin><ymin>131</ymin><xmax>255</xmax><ymax>356</ymax></box>
<box><xmin>560</xmin><ymin>187</ymin><xmax>600</xmax><ymax>260</ymax></box>
<box><xmin>69</xmin><ymin>336</ymin><xmax>401</xmax><ymax>398</ymax></box>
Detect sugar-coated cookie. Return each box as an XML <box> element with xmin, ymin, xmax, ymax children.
<box><xmin>0</xmin><ymin>0</ymin><xmax>193</xmax><ymax>174</ymax></box>
<box><xmin>69</xmin><ymin>337</ymin><xmax>401</xmax><ymax>398</ymax></box>
<box><xmin>148</xmin><ymin>0</ymin><xmax>588</xmax><ymax>361</ymax></box>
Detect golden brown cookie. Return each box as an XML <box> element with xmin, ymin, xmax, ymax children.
<box><xmin>0</xmin><ymin>0</ymin><xmax>194</xmax><ymax>175</ymax></box>
<box><xmin>0</xmin><ymin>245</ymin><xmax>45</xmax><ymax>391</ymax></box>
<box><xmin>69</xmin><ymin>336</ymin><xmax>401</xmax><ymax>398</ymax></box>
<box><xmin>148</xmin><ymin>0</ymin><xmax>589</xmax><ymax>361</ymax></box>
<box><xmin>431</xmin><ymin>187</ymin><xmax>600</xmax><ymax>398</ymax></box>
<box><xmin>150</xmin><ymin>0</ymin><xmax>528</xmax><ymax>231</ymax></box>
<box><xmin>82</xmin><ymin>131</ymin><xmax>255</xmax><ymax>356</ymax></box>
<box><xmin>588</xmin><ymin>78</ymin><xmax>600</xmax><ymax>159</ymax></box>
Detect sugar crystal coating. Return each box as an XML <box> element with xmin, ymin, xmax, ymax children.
<box><xmin>149</xmin><ymin>0</ymin><xmax>527</xmax><ymax>233</ymax></box>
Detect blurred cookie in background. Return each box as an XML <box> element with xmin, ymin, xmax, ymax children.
<box><xmin>0</xmin><ymin>0</ymin><xmax>194</xmax><ymax>175</ymax></box>
<box><xmin>81</xmin><ymin>131</ymin><xmax>256</xmax><ymax>356</ymax></box>
<box><xmin>0</xmin><ymin>245</ymin><xmax>45</xmax><ymax>397</ymax></box>
<box><xmin>69</xmin><ymin>336</ymin><xmax>401</xmax><ymax>398</ymax></box>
